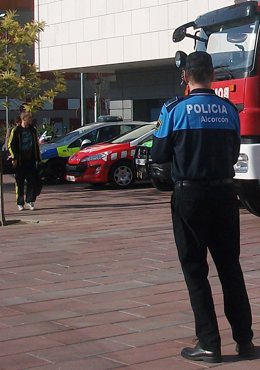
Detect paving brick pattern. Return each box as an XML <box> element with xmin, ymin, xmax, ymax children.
<box><xmin>0</xmin><ymin>175</ymin><xmax>260</xmax><ymax>369</ymax></box>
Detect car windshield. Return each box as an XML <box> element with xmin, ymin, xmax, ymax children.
<box><xmin>196</xmin><ymin>19</ymin><xmax>259</xmax><ymax>79</ymax></box>
<box><xmin>111</xmin><ymin>124</ymin><xmax>155</xmax><ymax>144</ymax></box>
<box><xmin>51</xmin><ymin>131</ymin><xmax>80</xmax><ymax>145</ymax></box>
<box><xmin>53</xmin><ymin>129</ymin><xmax>85</xmax><ymax>145</ymax></box>
<box><xmin>138</xmin><ymin>135</ymin><xmax>153</xmax><ymax>147</ymax></box>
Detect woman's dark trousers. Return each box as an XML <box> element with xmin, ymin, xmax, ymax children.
<box><xmin>15</xmin><ymin>161</ymin><xmax>37</xmax><ymax>206</ymax></box>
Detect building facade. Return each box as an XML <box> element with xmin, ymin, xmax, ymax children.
<box><xmin>34</xmin><ymin>0</ymin><xmax>234</xmax><ymax>124</ymax></box>
<box><xmin>1</xmin><ymin>1</ymin><xmax>235</xmax><ymax>134</ymax></box>
<box><xmin>35</xmin><ymin>0</ymin><xmax>233</xmax><ymax>72</ymax></box>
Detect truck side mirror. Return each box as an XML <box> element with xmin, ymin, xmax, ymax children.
<box><xmin>173</xmin><ymin>25</ymin><xmax>187</xmax><ymax>43</ymax></box>
<box><xmin>175</xmin><ymin>51</ymin><xmax>187</xmax><ymax>69</ymax></box>
<box><xmin>172</xmin><ymin>21</ymin><xmax>195</xmax><ymax>43</ymax></box>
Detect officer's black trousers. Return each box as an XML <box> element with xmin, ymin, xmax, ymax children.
<box><xmin>15</xmin><ymin>161</ymin><xmax>37</xmax><ymax>206</ymax></box>
<box><xmin>171</xmin><ymin>183</ymin><xmax>253</xmax><ymax>351</ymax></box>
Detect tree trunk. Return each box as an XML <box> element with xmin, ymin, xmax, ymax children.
<box><xmin>0</xmin><ymin>149</ymin><xmax>6</xmax><ymax>226</ymax></box>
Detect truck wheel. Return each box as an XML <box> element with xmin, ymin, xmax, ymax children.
<box><xmin>109</xmin><ymin>161</ymin><xmax>135</xmax><ymax>188</ymax></box>
<box><xmin>151</xmin><ymin>178</ymin><xmax>173</xmax><ymax>192</ymax></box>
<box><xmin>235</xmin><ymin>180</ymin><xmax>260</xmax><ymax>216</ymax></box>
<box><xmin>44</xmin><ymin>159</ymin><xmax>66</xmax><ymax>184</ymax></box>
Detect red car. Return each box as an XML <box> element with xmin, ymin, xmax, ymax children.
<box><xmin>66</xmin><ymin>123</ymin><xmax>155</xmax><ymax>188</ymax></box>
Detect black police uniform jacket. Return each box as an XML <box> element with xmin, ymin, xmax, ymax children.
<box><xmin>151</xmin><ymin>88</ymin><xmax>240</xmax><ymax>181</ymax></box>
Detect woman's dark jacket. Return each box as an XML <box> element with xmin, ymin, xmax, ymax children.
<box><xmin>8</xmin><ymin>125</ymin><xmax>41</xmax><ymax>166</ymax></box>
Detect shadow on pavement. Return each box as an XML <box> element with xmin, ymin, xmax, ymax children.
<box><xmin>222</xmin><ymin>346</ymin><xmax>260</xmax><ymax>363</ymax></box>
<box><xmin>2</xmin><ymin>219</ymin><xmax>21</xmax><ymax>226</ymax></box>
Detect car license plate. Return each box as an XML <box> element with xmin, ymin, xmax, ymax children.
<box><xmin>66</xmin><ymin>175</ymin><xmax>75</xmax><ymax>182</ymax></box>
<box><xmin>135</xmin><ymin>158</ymin><xmax>146</xmax><ymax>165</ymax></box>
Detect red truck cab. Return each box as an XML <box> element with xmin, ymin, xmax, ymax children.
<box><xmin>173</xmin><ymin>0</ymin><xmax>260</xmax><ymax>215</ymax></box>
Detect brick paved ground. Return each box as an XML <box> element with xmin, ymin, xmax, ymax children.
<box><xmin>0</xmin><ymin>174</ymin><xmax>260</xmax><ymax>370</ymax></box>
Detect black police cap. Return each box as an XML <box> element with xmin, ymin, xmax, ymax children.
<box><xmin>184</xmin><ymin>51</ymin><xmax>213</xmax><ymax>71</ymax></box>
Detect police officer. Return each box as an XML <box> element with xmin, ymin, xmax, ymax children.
<box><xmin>151</xmin><ymin>51</ymin><xmax>254</xmax><ymax>363</ymax></box>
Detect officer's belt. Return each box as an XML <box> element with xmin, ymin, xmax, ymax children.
<box><xmin>174</xmin><ymin>178</ymin><xmax>233</xmax><ymax>188</ymax></box>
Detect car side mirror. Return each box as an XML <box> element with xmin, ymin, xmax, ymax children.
<box><xmin>80</xmin><ymin>139</ymin><xmax>92</xmax><ymax>149</ymax></box>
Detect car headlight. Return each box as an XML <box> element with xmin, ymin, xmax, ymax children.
<box><xmin>234</xmin><ymin>153</ymin><xmax>248</xmax><ymax>173</ymax></box>
<box><xmin>80</xmin><ymin>151</ymin><xmax>111</xmax><ymax>163</ymax></box>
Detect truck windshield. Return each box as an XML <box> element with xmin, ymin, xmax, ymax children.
<box><xmin>197</xmin><ymin>20</ymin><xmax>259</xmax><ymax>80</ymax></box>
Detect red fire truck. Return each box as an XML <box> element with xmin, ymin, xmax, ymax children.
<box><xmin>172</xmin><ymin>0</ymin><xmax>260</xmax><ymax>216</ymax></box>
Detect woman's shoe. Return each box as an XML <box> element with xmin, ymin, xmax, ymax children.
<box><xmin>26</xmin><ymin>202</ymin><xmax>35</xmax><ymax>211</ymax></box>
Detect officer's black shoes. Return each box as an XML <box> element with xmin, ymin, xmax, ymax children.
<box><xmin>181</xmin><ymin>340</ymin><xmax>255</xmax><ymax>362</ymax></box>
<box><xmin>236</xmin><ymin>341</ymin><xmax>255</xmax><ymax>358</ymax></box>
<box><xmin>181</xmin><ymin>342</ymin><xmax>222</xmax><ymax>363</ymax></box>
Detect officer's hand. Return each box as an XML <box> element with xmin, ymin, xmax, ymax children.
<box><xmin>12</xmin><ymin>159</ymin><xmax>17</xmax><ymax>169</ymax></box>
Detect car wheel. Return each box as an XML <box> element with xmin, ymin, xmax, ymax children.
<box><xmin>44</xmin><ymin>159</ymin><xmax>66</xmax><ymax>184</ymax></box>
<box><xmin>109</xmin><ymin>161</ymin><xmax>135</xmax><ymax>188</ymax></box>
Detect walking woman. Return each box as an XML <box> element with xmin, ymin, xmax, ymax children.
<box><xmin>8</xmin><ymin>112</ymin><xmax>41</xmax><ymax>211</ymax></box>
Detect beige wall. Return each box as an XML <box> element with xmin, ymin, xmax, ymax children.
<box><xmin>35</xmin><ymin>0</ymin><xmax>234</xmax><ymax>72</ymax></box>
